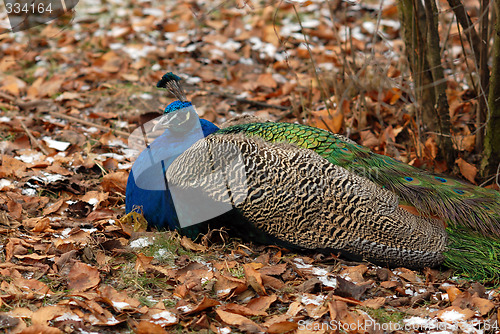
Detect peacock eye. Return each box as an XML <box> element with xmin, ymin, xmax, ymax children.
<box><xmin>454</xmin><ymin>189</ymin><xmax>465</xmax><ymax>194</ymax></box>
<box><xmin>341</xmin><ymin>147</ymin><xmax>349</xmax><ymax>152</ymax></box>
<box><xmin>404</xmin><ymin>176</ymin><xmax>414</xmax><ymax>182</ymax></box>
<box><xmin>435</xmin><ymin>176</ymin><xmax>447</xmax><ymax>183</ymax></box>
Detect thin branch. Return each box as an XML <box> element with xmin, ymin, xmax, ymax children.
<box><xmin>447</xmin><ymin>0</ymin><xmax>483</xmax><ymax>65</ymax></box>
<box><xmin>210</xmin><ymin>92</ymin><xmax>290</xmax><ymax>111</ymax></box>
<box><xmin>48</xmin><ymin>111</ymin><xmax>131</xmax><ymax>138</ymax></box>
<box><xmin>19</xmin><ymin>119</ymin><xmax>49</xmax><ymax>156</ymax></box>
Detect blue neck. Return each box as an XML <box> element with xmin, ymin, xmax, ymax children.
<box><xmin>199</xmin><ymin>118</ymin><xmax>219</xmax><ymax>136</ymax></box>
<box><xmin>125</xmin><ymin>109</ymin><xmax>220</xmax><ymax>230</ymax></box>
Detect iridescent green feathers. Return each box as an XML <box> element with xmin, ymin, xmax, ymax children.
<box><xmin>218</xmin><ymin>122</ymin><xmax>500</xmax><ymax>238</ymax></box>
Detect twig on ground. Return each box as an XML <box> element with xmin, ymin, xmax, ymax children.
<box><xmin>19</xmin><ymin>119</ymin><xmax>50</xmax><ymax>155</ymax></box>
<box><xmin>49</xmin><ymin>111</ymin><xmax>131</xmax><ymax>138</ymax></box>
<box><xmin>211</xmin><ymin>92</ymin><xmax>290</xmax><ymax>111</ymax></box>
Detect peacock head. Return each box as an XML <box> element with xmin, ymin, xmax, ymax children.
<box><xmin>153</xmin><ymin>72</ymin><xmax>219</xmax><ymax>136</ymax></box>
<box><xmin>152</xmin><ymin>72</ymin><xmax>195</xmax><ymax>131</ymax></box>
<box><xmin>158</xmin><ymin>73</ymin><xmax>193</xmax><ymax>114</ymax></box>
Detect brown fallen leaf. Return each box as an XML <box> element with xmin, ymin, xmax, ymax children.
<box><xmin>456</xmin><ymin>158</ymin><xmax>477</xmax><ymax>184</ymax></box>
<box><xmin>135</xmin><ymin>253</ymin><xmax>154</xmax><ymax>272</ymax></box>
<box><xmin>380</xmin><ymin>281</ymin><xmax>399</xmax><ymax>289</ymax></box>
<box><xmin>182</xmin><ymin>296</ymin><xmax>220</xmax><ymax>315</ymax></box>
<box><xmin>0</xmin><ymin>155</ymin><xmax>27</xmax><ymax>178</ymax></box>
<box><xmin>308</xmin><ymin>108</ymin><xmax>344</xmax><ymax>134</ymax></box>
<box><xmin>101</xmin><ymin>171</ymin><xmax>128</xmax><ymax>194</ymax></box>
<box><xmin>31</xmin><ymin>305</ymin><xmax>69</xmax><ymax>326</ymax></box>
<box><xmin>339</xmin><ymin>264</ymin><xmax>368</xmax><ymax>283</ymax></box>
<box><xmin>259</xmin><ymin>263</ymin><xmax>287</xmax><ymax>276</ymax></box>
<box><xmin>267</xmin><ymin>321</ymin><xmax>299</xmax><ymax>334</ymax></box>
<box><xmin>219</xmin><ymin>303</ymin><xmax>267</xmax><ymax>317</ymax></box>
<box><xmin>136</xmin><ymin>321</ymin><xmax>168</xmax><ymax>334</ymax></box>
<box><xmin>243</xmin><ymin>263</ymin><xmax>266</xmax><ymax>296</ymax></box>
<box><xmin>43</xmin><ymin>198</ymin><xmax>65</xmax><ymax>215</ymax></box>
<box><xmin>446</xmin><ymin>286</ymin><xmax>462</xmax><ymax>303</ymax></box>
<box><xmin>261</xmin><ymin>274</ymin><xmax>285</xmax><ymax>290</ymax></box>
<box><xmin>246</xmin><ymin>294</ymin><xmax>277</xmax><ymax>313</ymax></box>
<box><xmin>214</xmin><ymin>273</ymin><xmax>247</xmax><ymax>298</ymax></box>
<box><xmin>99</xmin><ymin>285</ymin><xmax>141</xmax><ymax>312</ymax></box>
<box><xmin>180</xmin><ymin>236</ymin><xmax>207</xmax><ymax>252</ymax></box>
<box><xmin>471</xmin><ymin>295</ymin><xmax>495</xmax><ymax>315</ymax></box>
<box><xmin>67</xmin><ymin>262</ymin><xmax>100</xmax><ymax>292</ymax></box>
<box><xmin>437</xmin><ymin>306</ymin><xmax>475</xmax><ymax>322</ymax></box>
<box><xmin>395</xmin><ymin>267</ymin><xmax>421</xmax><ymax>283</ymax></box>
<box><xmin>216</xmin><ymin>309</ymin><xmax>265</xmax><ymax>333</ymax></box>
<box><xmin>19</xmin><ymin>324</ymin><xmax>63</xmax><ymax>334</ymax></box>
<box><xmin>361</xmin><ymin>297</ymin><xmax>385</xmax><ymax>309</ymax></box>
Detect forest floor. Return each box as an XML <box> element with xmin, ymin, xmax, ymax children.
<box><xmin>0</xmin><ymin>0</ymin><xmax>499</xmax><ymax>333</ymax></box>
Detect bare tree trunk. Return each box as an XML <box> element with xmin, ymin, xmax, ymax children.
<box><xmin>478</xmin><ymin>0</ymin><xmax>490</xmax><ymax>151</ymax></box>
<box><xmin>481</xmin><ymin>0</ymin><xmax>500</xmax><ymax>179</ymax></box>
<box><xmin>423</xmin><ymin>0</ymin><xmax>455</xmax><ymax>166</ymax></box>
<box><xmin>399</xmin><ymin>0</ymin><xmax>455</xmax><ymax>166</ymax></box>
<box><xmin>398</xmin><ymin>0</ymin><xmax>435</xmax><ymax>131</ymax></box>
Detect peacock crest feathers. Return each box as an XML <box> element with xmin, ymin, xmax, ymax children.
<box><xmin>157</xmin><ymin>72</ymin><xmax>187</xmax><ymax>102</ymax></box>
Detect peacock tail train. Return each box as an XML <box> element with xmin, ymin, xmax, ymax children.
<box><xmin>215</xmin><ymin>122</ymin><xmax>500</xmax><ymax>282</ymax></box>
<box><xmin>217</xmin><ymin>122</ymin><xmax>500</xmax><ymax>239</ymax></box>
<box><xmin>126</xmin><ymin>72</ymin><xmax>500</xmax><ymax>282</ymax></box>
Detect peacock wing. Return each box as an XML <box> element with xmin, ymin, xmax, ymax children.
<box><xmin>166</xmin><ymin>133</ymin><xmax>447</xmax><ymax>269</ymax></box>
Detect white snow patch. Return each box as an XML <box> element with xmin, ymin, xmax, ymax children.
<box><xmin>0</xmin><ymin>179</ymin><xmax>12</xmax><ymax>189</ymax></box>
<box><xmin>112</xmin><ymin>301</ymin><xmax>130</xmax><ymax>310</ymax></box>
<box><xmin>151</xmin><ymin>310</ymin><xmax>177</xmax><ymax>325</ymax></box>
<box><xmin>54</xmin><ymin>312</ymin><xmax>82</xmax><ymax>322</ymax></box>
<box><xmin>311</xmin><ymin>267</ymin><xmax>328</xmax><ymax>276</ymax></box>
<box><xmin>22</xmin><ymin>188</ymin><xmax>37</xmax><ymax>196</ymax></box>
<box><xmin>87</xmin><ymin>198</ymin><xmax>99</xmax><ymax>206</ymax></box>
<box><xmin>129</xmin><ymin>237</ymin><xmax>154</xmax><ymax>248</ymax></box>
<box><xmin>84</xmin><ymin>126</ymin><xmax>99</xmax><ymax>133</ymax></box>
<box><xmin>143</xmin><ymin>8</ymin><xmax>163</xmax><ymax>16</ymax></box>
<box><xmin>440</xmin><ymin>309</ymin><xmax>466</xmax><ymax>322</ymax></box>
<box><xmin>42</xmin><ymin>172</ymin><xmax>65</xmax><ymax>183</ymax></box>
<box><xmin>88</xmin><ymin>314</ymin><xmax>120</xmax><ymax>325</ymax></box>
<box><xmin>218</xmin><ymin>327</ymin><xmax>232</xmax><ymax>334</ymax></box>
<box><xmin>82</xmin><ymin>228</ymin><xmax>98</xmax><ymax>234</ymax></box>
<box><xmin>318</xmin><ymin>276</ymin><xmax>337</xmax><ymax>288</ymax></box>
<box><xmin>106</xmin><ymin>139</ymin><xmax>127</xmax><ymax>148</ymax></box>
<box><xmin>42</xmin><ymin>137</ymin><xmax>71</xmax><ymax>151</ymax></box>
<box><xmin>118</xmin><ymin>163</ymin><xmax>132</xmax><ymax>169</ymax></box>
<box><xmin>293</xmin><ymin>258</ymin><xmax>312</xmax><ymax>269</ymax></box>
<box><xmin>301</xmin><ymin>294</ymin><xmax>326</xmax><ymax>306</ymax></box>
<box><xmin>217</xmin><ymin>288</ymin><xmax>232</xmax><ymax>295</ymax></box>
<box><xmin>15</xmin><ymin>152</ymin><xmax>44</xmax><ymax>163</ymax></box>
<box><xmin>177</xmin><ymin>305</ymin><xmax>193</xmax><ymax>313</ymax></box>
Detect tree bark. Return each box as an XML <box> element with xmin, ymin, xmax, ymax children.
<box><xmin>481</xmin><ymin>0</ymin><xmax>500</xmax><ymax>179</ymax></box>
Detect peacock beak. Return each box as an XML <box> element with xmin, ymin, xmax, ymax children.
<box><xmin>152</xmin><ymin>113</ymin><xmax>172</xmax><ymax>132</ymax></box>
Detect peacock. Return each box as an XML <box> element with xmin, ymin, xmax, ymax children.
<box><xmin>126</xmin><ymin>73</ymin><xmax>500</xmax><ymax>282</ymax></box>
